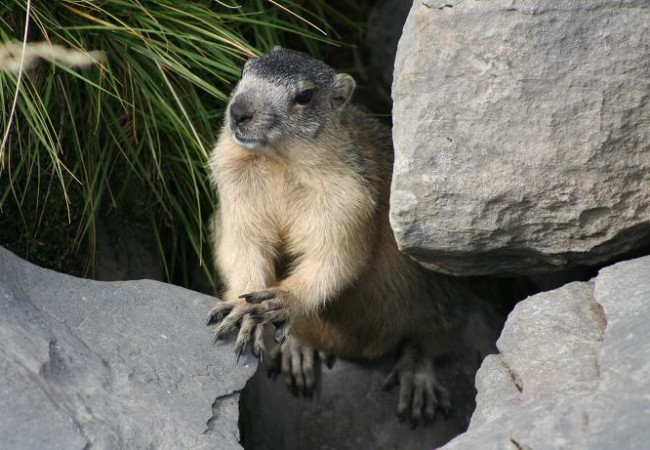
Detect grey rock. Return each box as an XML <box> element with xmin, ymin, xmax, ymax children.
<box><xmin>0</xmin><ymin>246</ymin><xmax>255</xmax><ymax>450</ymax></box>
<box><xmin>440</xmin><ymin>255</ymin><xmax>650</xmax><ymax>450</ymax></box>
<box><xmin>391</xmin><ymin>0</ymin><xmax>650</xmax><ymax>275</ymax></box>
<box><xmin>240</xmin><ymin>297</ymin><xmax>503</xmax><ymax>450</ymax></box>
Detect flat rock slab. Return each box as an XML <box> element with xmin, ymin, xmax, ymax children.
<box><xmin>440</xmin><ymin>255</ymin><xmax>650</xmax><ymax>450</ymax></box>
<box><xmin>0</xmin><ymin>246</ymin><xmax>255</xmax><ymax>450</ymax></box>
<box><xmin>391</xmin><ymin>0</ymin><xmax>650</xmax><ymax>275</ymax></box>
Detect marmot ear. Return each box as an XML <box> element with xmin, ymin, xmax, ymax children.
<box><xmin>332</xmin><ymin>73</ymin><xmax>355</xmax><ymax>109</ymax></box>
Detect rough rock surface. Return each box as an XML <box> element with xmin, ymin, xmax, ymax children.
<box><xmin>240</xmin><ymin>298</ymin><xmax>503</xmax><ymax>450</ymax></box>
<box><xmin>0</xmin><ymin>246</ymin><xmax>255</xmax><ymax>450</ymax></box>
<box><xmin>440</xmin><ymin>255</ymin><xmax>650</xmax><ymax>450</ymax></box>
<box><xmin>391</xmin><ymin>0</ymin><xmax>650</xmax><ymax>275</ymax></box>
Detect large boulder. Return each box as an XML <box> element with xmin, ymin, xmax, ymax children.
<box><xmin>0</xmin><ymin>246</ymin><xmax>255</xmax><ymax>450</ymax></box>
<box><xmin>440</xmin><ymin>255</ymin><xmax>650</xmax><ymax>449</ymax></box>
<box><xmin>391</xmin><ymin>0</ymin><xmax>650</xmax><ymax>276</ymax></box>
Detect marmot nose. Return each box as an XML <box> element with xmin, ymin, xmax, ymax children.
<box><xmin>230</xmin><ymin>100</ymin><xmax>253</xmax><ymax>126</ymax></box>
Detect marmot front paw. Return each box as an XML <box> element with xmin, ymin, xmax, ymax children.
<box><xmin>207</xmin><ymin>288</ymin><xmax>291</xmax><ymax>359</ymax></box>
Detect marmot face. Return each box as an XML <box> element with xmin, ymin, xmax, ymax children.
<box><xmin>226</xmin><ymin>47</ymin><xmax>355</xmax><ymax>150</ymax></box>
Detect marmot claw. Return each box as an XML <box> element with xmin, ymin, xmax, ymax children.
<box><xmin>383</xmin><ymin>347</ymin><xmax>452</xmax><ymax>427</ymax></box>
<box><xmin>267</xmin><ymin>336</ymin><xmax>318</xmax><ymax>398</ymax></box>
<box><xmin>207</xmin><ymin>289</ymin><xmax>292</xmax><ymax>360</ymax></box>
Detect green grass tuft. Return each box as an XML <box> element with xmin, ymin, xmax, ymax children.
<box><xmin>0</xmin><ymin>0</ymin><xmax>365</xmax><ymax>286</ymax></box>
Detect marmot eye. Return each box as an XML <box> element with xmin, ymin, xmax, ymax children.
<box><xmin>294</xmin><ymin>88</ymin><xmax>314</xmax><ymax>105</ymax></box>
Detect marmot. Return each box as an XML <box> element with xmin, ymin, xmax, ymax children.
<box><xmin>207</xmin><ymin>47</ymin><xmax>467</xmax><ymax>424</ymax></box>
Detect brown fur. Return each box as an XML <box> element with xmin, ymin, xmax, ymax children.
<box><xmin>209</xmin><ymin>106</ymin><xmax>463</xmax><ymax>360</ymax></box>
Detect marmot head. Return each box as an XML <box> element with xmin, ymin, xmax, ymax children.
<box><xmin>225</xmin><ymin>47</ymin><xmax>356</xmax><ymax>150</ymax></box>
